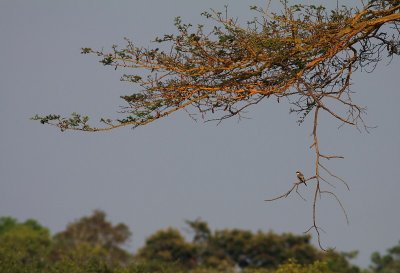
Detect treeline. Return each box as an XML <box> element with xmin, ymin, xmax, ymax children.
<box><xmin>0</xmin><ymin>210</ymin><xmax>399</xmax><ymax>273</ymax></box>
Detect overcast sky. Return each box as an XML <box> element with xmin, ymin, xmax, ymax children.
<box><xmin>1</xmin><ymin>0</ymin><xmax>399</xmax><ymax>268</ymax></box>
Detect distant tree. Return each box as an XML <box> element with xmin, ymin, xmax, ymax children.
<box><xmin>370</xmin><ymin>240</ymin><xmax>400</xmax><ymax>273</ymax></box>
<box><xmin>200</xmin><ymin>228</ymin><xmax>320</xmax><ymax>269</ymax></box>
<box><xmin>137</xmin><ymin>219</ymin><xmax>360</xmax><ymax>272</ymax></box>
<box><xmin>322</xmin><ymin>250</ymin><xmax>361</xmax><ymax>273</ymax></box>
<box><xmin>33</xmin><ymin>0</ymin><xmax>400</xmax><ymax>247</ymax></box>
<box><xmin>0</xmin><ymin>217</ymin><xmax>52</xmax><ymax>272</ymax></box>
<box><xmin>135</xmin><ymin>228</ymin><xmax>197</xmax><ymax>269</ymax></box>
<box><xmin>52</xmin><ymin>210</ymin><xmax>132</xmax><ymax>267</ymax></box>
<box><xmin>185</xmin><ymin>219</ymin><xmax>212</xmax><ymax>245</ymax></box>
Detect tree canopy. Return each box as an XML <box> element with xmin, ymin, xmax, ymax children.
<box><xmin>1</xmin><ymin>212</ymin><xmax>399</xmax><ymax>273</ymax></box>
<box><xmin>0</xmin><ymin>217</ymin><xmax>52</xmax><ymax>271</ymax></box>
<box><xmin>0</xmin><ymin>213</ymin><xmax>362</xmax><ymax>273</ymax></box>
<box><xmin>370</xmin><ymin>241</ymin><xmax>400</xmax><ymax>273</ymax></box>
<box><xmin>52</xmin><ymin>210</ymin><xmax>132</xmax><ymax>267</ymax></box>
<box><xmin>32</xmin><ymin>0</ymin><xmax>400</xmax><ymax>248</ymax></box>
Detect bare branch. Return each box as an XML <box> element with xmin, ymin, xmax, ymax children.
<box><xmin>321</xmin><ymin>190</ymin><xmax>350</xmax><ymax>225</ymax></box>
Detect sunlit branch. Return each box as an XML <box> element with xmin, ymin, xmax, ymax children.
<box><xmin>33</xmin><ymin>0</ymin><xmax>400</xmax><ymax>249</ymax></box>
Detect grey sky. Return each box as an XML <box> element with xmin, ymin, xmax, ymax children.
<box><xmin>1</xmin><ymin>0</ymin><xmax>399</xmax><ymax>268</ymax></box>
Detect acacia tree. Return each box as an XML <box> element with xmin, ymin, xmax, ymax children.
<box><xmin>52</xmin><ymin>210</ymin><xmax>131</xmax><ymax>266</ymax></box>
<box><xmin>33</xmin><ymin>0</ymin><xmax>400</xmax><ymax>248</ymax></box>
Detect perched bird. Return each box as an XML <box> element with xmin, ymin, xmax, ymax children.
<box><xmin>296</xmin><ymin>170</ymin><xmax>307</xmax><ymax>186</ymax></box>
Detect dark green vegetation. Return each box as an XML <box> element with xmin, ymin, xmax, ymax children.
<box><xmin>0</xmin><ymin>210</ymin><xmax>399</xmax><ymax>273</ymax></box>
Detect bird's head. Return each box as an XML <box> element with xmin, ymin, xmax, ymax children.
<box><xmin>296</xmin><ymin>170</ymin><xmax>301</xmax><ymax>175</ymax></box>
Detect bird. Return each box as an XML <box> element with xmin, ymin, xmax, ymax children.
<box><xmin>296</xmin><ymin>170</ymin><xmax>307</xmax><ymax>186</ymax></box>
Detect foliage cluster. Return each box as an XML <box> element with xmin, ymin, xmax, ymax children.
<box><xmin>1</xmin><ymin>210</ymin><xmax>399</xmax><ymax>273</ymax></box>
<box><xmin>33</xmin><ymin>0</ymin><xmax>400</xmax><ymax>133</ymax></box>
